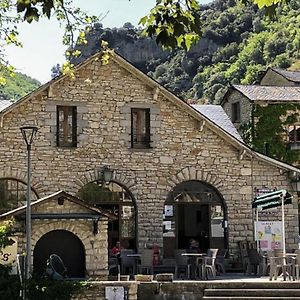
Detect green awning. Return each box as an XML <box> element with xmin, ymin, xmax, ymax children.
<box><xmin>252</xmin><ymin>189</ymin><xmax>293</xmax><ymax>210</ymax></box>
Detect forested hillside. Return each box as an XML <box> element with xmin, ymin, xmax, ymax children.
<box><xmin>0</xmin><ymin>72</ymin><xmax>40</xmax><ymax>101</ymax></box>
<box><xmin>72</xmin><ymin>0</ymin><xmax>300</xmax><ymax>103</ymax></box>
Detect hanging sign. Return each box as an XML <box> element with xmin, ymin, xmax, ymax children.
<box><xmin>0</xmin><ymin>237</ymin><xmax>17</xmax><ymax>265</ymax></box>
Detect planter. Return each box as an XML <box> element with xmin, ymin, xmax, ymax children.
<box><xmin>120</xmin><ymin>275</ymin><xmax>130</xmax><ymax>281</ymax></box>
<box><xmin>156</xmin><ymin>273</ymin><xmax>174</xmax><ymax>282</ymax></box>
<box><xmin>135</xmin><ymin>274</ymin><xmax>154</xmax><ymax>282</ymax></box>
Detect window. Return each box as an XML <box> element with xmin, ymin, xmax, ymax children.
<box><xmin>0</xmin><ymin>178</ymin><xmax>38</xmax><ymax>213</ymax></box>
<box><xmin>231</xmin><ymin>102</ymin><xmax>240</xmax><ymax>123</ymax></box>
<box><xmin>57</xmin><ymin>106</ymin><xmax>77</xmax><ymax>147</ymax></box>
<box><xmin>131</xmin><ymin>108</ymin><xmax>151</xmax><ymax>148</ymax></box>
<box><xmin>288</xmin><ymin>125</ymin><xmax>300</xmax><ymax>143</ymax></box>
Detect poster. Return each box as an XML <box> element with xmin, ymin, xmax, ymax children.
<box><xmin>164</xmin><ymin>205</ymin><xmax>173</xmax><ymax>217</ymax></box>
<box><xmin>255</xmin><ymin>221</ymin><xmax>283</xmax><ymax>250</ymax></box>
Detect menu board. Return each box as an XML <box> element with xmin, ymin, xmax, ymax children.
<box><xmin>255</xmin><ymin>221</ymin><xmax>283</xmax><ymax>250</ymax></box>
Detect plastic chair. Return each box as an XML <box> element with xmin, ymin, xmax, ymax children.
<box><xmin>216</xmin><ymin>249</ymin><xmax>227</xmax><ymax>274</ymax></box>
<box><xmin>262</xmin><ymin>250</ymin><xmax>274</xmax><ymax>276</ymax></box>
<box><xmin>291</xmin><ymin>250</ymin><xmax>300</xmax><ymax>280</ymax></box>
<box><xmin>203</xmin><ymin>249</ymin><xmax>218</xmax><ymax>279</ymax></box>
<box><xmin>137</xmin><ymin>249</ymin><xmax>153</xmax><ymax>274</ymax></box>
<box><xmin>269</xmin><ymin>251</ymin><xmax>292</xmax><ymax>281</ymax></box>
<box><xmin>246</xmin><ymin>248</ymin><xmax>263</xmax><ymax>276</ymax></box>
<box><xmin>238</xmin><ymin>241</ymin><xmax>249</xmax><ymax>273</ymax></box>
<box><xmin>174</xmin><ymin>249</ymin><xmax>191</xmax><ymax>279</ymax></box>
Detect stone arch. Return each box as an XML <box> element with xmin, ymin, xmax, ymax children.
<box><xmin>31</xmin><ymin>221</ymin><xmax>89</xmax><ymax>260</ymax></box>
<box><xmin>0</xmin><ymin>177</ymin><xmax>39</xmax><ymax>199</ymax></box>
<box><xmin>0</xmin><ymin>166</ymin><xmax>44</xmax><ymax>196</ymax></box>
<box><xmin>74</xmin><ymin>168</ymin><xmax>138</xmax><ymax>195</ymax></box>
<box><xmin>74</xmin><ymin>169</ymin><xmax>138</xmax><ymax>250</ymax></box>
<box><xmin>33</xmin><ymin>229</ymin><xmax>85</xmax><ymax>277</ymax></box>
<box><xmin>167</xmin><ymin>166</ymin><xmax>225</xmax><ymax>195</ymax></box>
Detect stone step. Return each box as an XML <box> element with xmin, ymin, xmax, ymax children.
<box><xmin>204</xmin><ymin>288</ymin><xmax>300</xmax><ymax>297</ymax></box>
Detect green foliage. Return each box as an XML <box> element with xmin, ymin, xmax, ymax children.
<box><xmin>0</xmin><ymin>265</ymin><xmax>21</xmax><ymax>300</ymax></box>
<box><xmin>69</xmin><ymin>0</ymin><xmax>300</xmax><ymax>103</ymax></box>
<box><xmin>251</xmin><ymin>104</ymin><xmax>300</xmax><ymax>164</ymax></box>
<box><xmin>0</xmin><ymin>265</ymin><xmax>83</xmax><ymax>300</ymax></box>
<box><xmin>139</xmin><ymin>0</ymin><xmax>202</xmax><ymax>51</ymax></box>
<box><xmin>27</xmin><ymin>275</ymin><xmax>83</xmax><ymax>300</ymax></box>
<box><xmin>0</xmin><ymin>219</ymin><xmax>15</xmax><ymax>248</ymax></box>
<box><xmin>0</xmin><ymin>71</ymin><xmax>40</xmax><ymax>100</ymax></box>
<box><xmin>77</xmin><ymin>182</ymin><xmax>115</xmax><ymax>204</ymax></box>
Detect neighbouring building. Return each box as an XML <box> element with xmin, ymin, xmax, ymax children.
<box><xmin>221</xmin><ymin>84</ymin><xmax>300</xmax><ymax>165</ymax></box>
<box><xmin>0</xmin><ymin>52</ymin><xmax>300</xmax><ymax>277</ymax></box>
<box><xmin>260</xmin><ymin>67</ymin><xmax>300</xmax><ymax>87</ymax></box>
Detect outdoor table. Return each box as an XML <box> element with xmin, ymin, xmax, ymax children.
<box><xmin>269</xmin><ymin>252</ymin><xmax>295</xmax><ymax>281</ymax></box>
<box><xmin>181</xmin><ymin>253</ymin><xmax>207</xmax><ymax>279</ymax></box>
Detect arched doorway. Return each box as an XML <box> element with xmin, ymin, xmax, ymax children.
<box><xmin>163</xmin><ymin>180</ymin><xmax>227</xmax><ymax>257</ymax></box>
<box><xmin>77</xmin><ymin>181</ymin><xmax>136</xmax><ymax>251</ymax></box>
<box><xmin>33</xmin><ymin>230</ymin><xmax>85</xmax><ymax>278</ymax></box>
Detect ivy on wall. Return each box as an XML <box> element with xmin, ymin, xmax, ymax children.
<box><xmin>242</xmin><ymin>103</ymin><xmax>300</xmax><ymax>165</ymax></box>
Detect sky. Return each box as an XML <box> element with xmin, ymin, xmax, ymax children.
<box><xmin>5</xmin><ymin>0</ymin><xmax>210</xmax><ymax>84</ymax></box>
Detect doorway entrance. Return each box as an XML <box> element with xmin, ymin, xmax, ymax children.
<box><xmin>33</xmin><ymin>230</ymin><xmax>85</xmax><ymax>278</ymax></box>
<box><xmin>163</xmin><ymin>180</ymin><xmax>227</xmax><ymax>257</ymax></box>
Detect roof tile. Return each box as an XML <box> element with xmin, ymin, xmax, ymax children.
<box><xmin>233</xmin><ymin>85</ymin><xmax>300</xmax><ymax>102</ymax></box>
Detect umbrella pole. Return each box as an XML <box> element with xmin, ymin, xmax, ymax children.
<box><xmin>256</xmin><ymin>208</ymin><xmax>259</xmax><ymax>250</ymax></box>
<box><xmin>281</xmin><ymin>194</ymin><xmax>286</xmax><ymax>256</ymax></box>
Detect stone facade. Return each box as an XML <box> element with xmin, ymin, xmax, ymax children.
<box><xmin>0</xmin><ymin>52</ymin><xmax>299</xmax><ymax>265</ymax></box>
<box><xmin>72</xmin><ymin>281</ymin><xmax>137</xmax><ymax>300</ymax></box>
<box><xmin>2</xmin><ymin>193</ymin><xmax>108</xmax><ymax>277</ymax></box>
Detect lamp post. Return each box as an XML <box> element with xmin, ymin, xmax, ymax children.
<box><xmin>20</xmin><ymin>125</ymin><xmax>38</xmax><ymax>280</ymax></box>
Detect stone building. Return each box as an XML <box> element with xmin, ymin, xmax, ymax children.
<box><xmin>260</xmin><ymin>68</ymin><xmax>300</xmax><ymax>87</ymax></box>
<box><xmin>221</xmin><ymin>84</ymin><xmax>300</xmax><ymax>164</ymax></box>
<box><xmin>0</xmin><ymin>52</ymin><xmax>300</xmax><ymax>275</ymax></box>
<box><xmin>0</xmin><ymin>191</ymin><xmax>110</xmax><ymax>278</ymax></box>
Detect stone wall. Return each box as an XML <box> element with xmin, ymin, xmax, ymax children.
<box><xmin>0</xmin><ymin>55</ymin><xmax>298</xmax><ymax>256</ymax></box>
<box><xmin>72</xmin><ymin>281</ymin><xmax>137</xmax><ymax>300</ymax></box>
<box><xmin>222</xmin><ymin>90</ymin><xmax>252</xmax><ymax>131</ymax></box>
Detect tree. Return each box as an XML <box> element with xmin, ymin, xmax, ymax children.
<box><xmin>0</xmin><ymin>0</ymin><xmax>291</xmax><ymax>83</ymax></box>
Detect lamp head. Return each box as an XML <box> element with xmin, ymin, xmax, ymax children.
<box><xmin>102</xmin><ymin>166</ymin><xmax>114</xmax><ymax>183</ymax></box>
<box><xmin>20</xmin><ymin>126</ymin><xmax>38</xmax><ymax>147</ymax></box>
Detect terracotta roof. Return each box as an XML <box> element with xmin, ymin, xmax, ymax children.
<box><xmin>191</xmin><ymin>104</ymin><xmax>243</xmax><ymax>142</ymax></box>
<box><xmin>233</xmin><ymin>85</ymin><xmax>300</xmax><ymax>102</ymax></box>
<box><xmin>0</xmin><ymin>99</ymin><xmax>13</xmax><ymax>112</ymax></box>
<box><xmin>272</xmin><ymin>68</ymin><xmax>300</xmax><ymax>83</ymax></box>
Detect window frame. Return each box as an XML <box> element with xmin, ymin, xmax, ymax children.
<box><xmin>288</xmin><ymin>124</ymin><xmax>300</xmax><ymax>143</ymax></box>
<box><xmin>56</xmin><ymin>105</ymin><xmax>77</xmax><ymax>147</ymax></box>
<box><xmin>130</xmin><ymin>108</ymin><xmax>151</xmax><ymax>149</ymax></box>
<box><xmin>0</xmin><ymin>178</ymin><xmax>39</xmax><ymax>213</ymax></box>
<box><xmin>231</xmin><ymin>102</ymin><xmax>241</xmax><ymax>123</ymax></box>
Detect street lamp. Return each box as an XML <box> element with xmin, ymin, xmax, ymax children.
<box><xmin>98</xmin><ymin>166</ymin><xmax>114</xmax><ymax>184</ymax></box>
<box><xmin>20</xmin><ymin>125</ymin><xmax>38</xmax><ymax>280</ymax></box>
